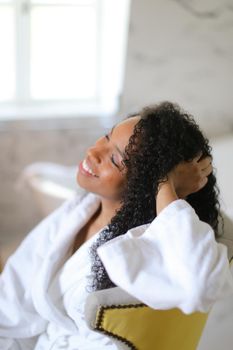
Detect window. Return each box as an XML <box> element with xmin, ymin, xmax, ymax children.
<box><xmin>0</xmin><ymin>0</ymin><xmax>131</xmax><ymax>119</ymax></box>
<box><xmin>0</xmin><ymin>0</ymin><xmax>15</xmax><ymax>102</ymax></box>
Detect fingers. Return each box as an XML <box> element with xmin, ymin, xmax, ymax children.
<box><xmin>201</xmin><ymin>163</ymin><xmax>213</xmax><ymax>177</ymax></box>
<box><xmin>199</xmin><ymin>157</ymin><xmax>212</xmax><ymax>176</ymax></box>
<box><xmin>193</xmin><ymin>155</ymin><xmax>213</xmax><ymax>176</ymax></box>
<box><xmin>172</xmin><ymin>154</ymin><xmax>213</xmax><ymax>197</ymax></box>
<box><xmin>193</xmin><ymin>152</ymin><xmax>203</xmax><ymax>163</ymax></box>
<box><xmin>192</xmin><ymin>155</ymin><xmax>213</xmax><ymax>191</ymax></box>
<box><xmin>199</xmin><ymin>156</ymin><xmax>212</xmax><ymax>167</ymax></box>
<box><xmin>194</xmin><ymin>153</ymin><xmax>212</xmax><ymax>164</ymax></box>
<box><xmin>194</xmin><ymin>154</ymin><xmax>211</xmax><ymax>165</ymax></box>
<box><xmin>199</xmin><ymin>176</ymin><xmax>208</xmax><ymax>189</ymax></box>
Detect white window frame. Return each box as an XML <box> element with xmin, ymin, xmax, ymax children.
<box><xmin>0</xmin><ymin>0</ymin><xmax>131</xmax><ymax>120</ymax></box>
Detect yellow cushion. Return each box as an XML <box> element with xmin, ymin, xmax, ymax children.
<box><xmin>94</xmin><ymin>303</ymin><xmax>208</xmax><ymax>350</ymax></box>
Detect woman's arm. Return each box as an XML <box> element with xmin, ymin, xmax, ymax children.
<box><xmin>98</xmin><ymin>157</ymin><xmax>233</xmax><ymax>314</ymax></box>
<box><xmin>98</xmin><ymin>200</ymin><xmax>233</xmax><ymax>313</ymax></box>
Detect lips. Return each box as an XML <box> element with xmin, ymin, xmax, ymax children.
<box><xmin>80</xmin><ymin>159</ymin><xmax>98</xmax><ymax>177</ymax></box>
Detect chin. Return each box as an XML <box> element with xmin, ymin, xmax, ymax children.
<box><xmin>76</xmin><ymin>173</ymin><xmax>86</xmax><ymax>190</ymax></box>
<box><xmin>77</xmin><ymin>173</ymin><xmax>96</xmax><ymax>194</ymax></box>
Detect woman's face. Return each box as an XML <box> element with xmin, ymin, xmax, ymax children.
<box><xmin>77</xmin><ymin>116</ymin><xmax>140</xmax><ymax>202</ymax></box>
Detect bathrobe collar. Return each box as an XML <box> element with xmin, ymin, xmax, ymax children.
<box><xmin>32</xmin><ymin>193</ymin><xmax>101</xmax><ymax>333</ymax></box>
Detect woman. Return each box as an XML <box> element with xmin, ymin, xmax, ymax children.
<box><xmin>0</xmin><ymin>102</ymin><xmax>232</xmax><ymax>349</ymax></box>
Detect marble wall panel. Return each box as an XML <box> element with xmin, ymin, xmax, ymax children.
<box><xmin>120</xmin><ymin>0</ymin><xmax>233</xmax><ymax>137</ymax></box>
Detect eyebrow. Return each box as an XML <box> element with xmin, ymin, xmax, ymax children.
<box><xmin>110</xmin><ymin>126</ymin><xmax>125</xmax><ymax>158</ymax></box>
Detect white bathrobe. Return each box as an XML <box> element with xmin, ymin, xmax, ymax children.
<box><xmin>0</xmin><ymin>192</ymin><xmax>233</xmax><ymax>350</ymax></box>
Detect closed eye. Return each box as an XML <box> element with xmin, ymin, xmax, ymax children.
<box><xmin>110</xmin><ymin>154</ymin><xmax>120</xmax><ymax>168</ymax></box>
<box><xmin>104</xmin><ymin>134</ymin><xmax>123</xmax><ymax>171</ymax></box>
<box><xmin>105</xmin><ymin>134</ymin><xmax>121</xmax><ymax>169</ymax></box>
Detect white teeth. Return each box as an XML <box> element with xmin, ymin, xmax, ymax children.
<box><xmin>83</xmin><ymin>159</ymin><xmax>96</xmax><ymax>176</ymax></box>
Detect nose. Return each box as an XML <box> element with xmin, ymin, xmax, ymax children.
<box><xmin>87</xmin><ymin>146</ymin><xmax>102</xmax><ymax>164</ymax></box>
<box><xmin>87</xmin><ymin>137</ymin><xmax>107</xmax><ymax>163</ymax></box>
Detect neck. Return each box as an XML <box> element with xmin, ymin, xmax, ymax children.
<box><xmin>95</xmin><ymin>197</ymin><xmax>122</xmax><ymax>228</ymax></box>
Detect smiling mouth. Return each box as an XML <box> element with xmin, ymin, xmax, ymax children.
<box><xmin>81</xmin><ymin>159</ymin><xmax>98</xmax><ymax>177</ymax></box>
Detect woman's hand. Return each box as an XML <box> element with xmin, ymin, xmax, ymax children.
<box><xmin>156</xmin><ymin>155</ymin><xmax>213</xmax><ymax>215</ymax></box>
<box><xmin>168</xmin><ymin>155</ymin><xmax>213</xmax><ymax>199</ymax></box>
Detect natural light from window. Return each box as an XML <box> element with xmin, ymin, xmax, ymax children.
<box><xmin>31</xmin><ymin>4</ymin><xmax>97</xmax><ymax>99</ymax></box>
<box><xmin>0</xmin><ymin>2</ymin><xmax>15</xmax><ymax>102</ymax></box>
<box><xmin>0</xmin><ymin>0</ymin><xmax>131</xmax><ymax>119</ymax></box>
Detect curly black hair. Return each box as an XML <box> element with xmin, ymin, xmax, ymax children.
<box><xmin>89</xmin><ymin>101</ymin><xmax>221</xmax><ymax>291</ymax></box>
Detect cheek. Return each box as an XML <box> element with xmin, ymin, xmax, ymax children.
<box><xmin>101</xmin><ymin>169</ymin><xmax>124</xmax><ymax>186</ymax></box>
<box><xmin>103</xmin><ymin>171</ymin><xmax>125</xmax><ymax>191</ymax></box>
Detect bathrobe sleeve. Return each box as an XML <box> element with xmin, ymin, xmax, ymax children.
<box><xmin>98</xmin><ymin>200</ymin><xmax>233</xmax><ymax>314</ymax></box>
<box><xmin>0</xmin><ymin>195</ymin><xmax>79</xmax><ymax>346</ymax></box>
